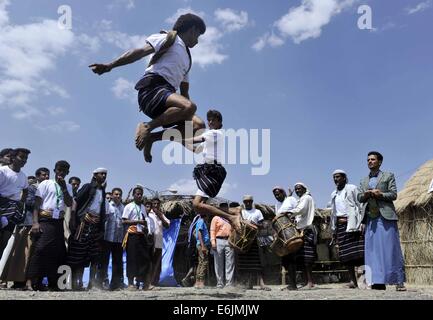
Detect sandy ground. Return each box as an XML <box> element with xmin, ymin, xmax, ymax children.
<box><xmin>1</xmin><ymin>283</ymin><xmax>433</xmax><ymax>300</ymax></box>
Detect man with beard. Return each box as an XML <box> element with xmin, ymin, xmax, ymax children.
<box><xmin>330</xmin><ymin>170</ymin><xmax>364</xmax><ymax>288</ymax></box>
<box><xmin>237</xmin><ymin>195</ymin><xmax>270</xmax><ymax>291</ymax></box>
<box><xmin>67</xmin><ymin>168</ymin><xmax>107</xmax><ymax>290</ymax></box>
<box><xmin>284</xmin><ymin>183</ymin><xmax>317</xmax><ymax>290</ymax></box>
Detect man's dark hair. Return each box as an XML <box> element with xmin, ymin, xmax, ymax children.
<box><xmin>173</xmin><ymin>13</ymin><xmax>206</xmax><ymax>34</ymax></box>
<box><xmin>368</xmin><ymin>151</ymin><xmax>383</xmax><ymax>162</ymax></box>
<box><xmin>133</xmin><ymin>186</ymin><xmax>144</xmax><ymax>194</ymax></box>
<box><xmin>112</xmin><ymin>187</ymin><xmax>123</xmax><ymax>195</ymax></box>
<box><xmin>0</xmin><ymin>148</ymin><xmax>13</xmax><ymax>157</ymax></box>
<box><xmin>10</xmin><ymin>148</ymin><xmax>31</xmax><ymax>157</ymax></box>
<box><xmin>207</xmin><ymin>109</ymin><xmax>223</xmax><ymax>123</ymax></box>
<box><xmin>229</xmin><ymin>202</ymin><xmax>240</xmax><ymax>208</ymax></box>
<box><xmin>69</xmin><ymin>176</ymin><xmax>81</xmax><ymax>184</ymax></box>
<box><xmin>55</xmin><ymin>160</ymin><xmax>70</xmax><ymax>170</ymax></box>
<box><xmin>144</xmin><ymin>200</ymin><xmax>152</xmax><ymax>206</ymax></box>
<box><xmin>28</xmin><ymin>176</ymin><xmax>36</xmax><ymax>181</ymax></box>
<box><xmin>152</xmin><ymin>197</ymin><xmax>161</xmax><ymax>203</ymax></box>
<box><xmin>219</xmin><ymin>202</ymin><xmax>229</xmax><ymax>209</ymax></box>
<box><xmin>35</xmin><ymin>167</ymin><xmax>49</xmax><ymax>176</ymax></box>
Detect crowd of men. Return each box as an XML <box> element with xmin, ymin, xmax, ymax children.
<box><xmin>0</xmin><ymin>148</ymin><xmax>407</xmax><ymax>292</ymax></box>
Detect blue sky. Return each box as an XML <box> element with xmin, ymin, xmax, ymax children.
<box><xmin>1</xmin><ymin>0</ymin><xmax>432</xmax><ymax>207</ymax></box>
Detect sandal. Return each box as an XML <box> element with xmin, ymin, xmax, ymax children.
<box><xmin>396</xmin><ymin>284</ymin><xmax>407</xmax><ymax>292</ymax></box>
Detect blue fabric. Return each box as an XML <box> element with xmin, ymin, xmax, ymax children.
<box><xmin>195</xmin><ymin>218</ymin><xmax>210</xmax><ymax>247</ymax></box>
<box><xmin>158</xmin><ymin>218</ymin><xmax>182</xmax><ymax>287</ymax></box>
<box><xmin>368</xmin><ymin>176</ymin><xmax>378</xmax><ymax>189</ymax></box>
<box><xmin>365</xmin><ymin>216</ymin><xmax>406</xmax><ymax>285</ymax></box>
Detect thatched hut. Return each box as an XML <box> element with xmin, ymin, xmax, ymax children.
<box><xmin>395</xmin><ymin>159</ymin><xmax>433</xmax><ymax>284</ymax></box>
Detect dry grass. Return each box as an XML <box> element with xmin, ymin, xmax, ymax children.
<box><xmin>398</xmin><ymin>202</ymin><xmax>433</xmax><ymax>284</ymax></box>
<box><xmin>395</xmin><ymin>159</ymin><xmax>433</xmax><ymax>213</ymax></box>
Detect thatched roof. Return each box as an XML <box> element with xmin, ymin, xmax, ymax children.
<box><xmin>395</xmin><ymin>158</ymin><xmax>433</xmax><ymax>213</ymax></box>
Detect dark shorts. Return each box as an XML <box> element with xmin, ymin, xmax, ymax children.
<box><xmin>136</xmin><ymin>74</ymin><xmax>175</xmax><ymax>119</ymax></box>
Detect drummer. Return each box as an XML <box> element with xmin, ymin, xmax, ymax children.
<box><xmin>272</xmin><ymin>186</ymin><xmax>298</xmax><ymax>290</ymax></box>
<box><xmin>237</xmin><ymin>195</ymin><xmax>271</xmax><ymax>291</ymax></box>
<box><xmin>284</xmin><ymin>183</ymin><xmax>317</xmax><ymax>290</ymax></box>
<box><xmin>273</xmin><ymin>186</ymin><xmax>298</xmax><ymax>215</ymax></box>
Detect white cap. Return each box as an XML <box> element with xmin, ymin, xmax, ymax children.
<box><xmin>294</xmin><ymin>182</ymin><xmax>307</xmax><ymax>189</ymax></box>
<box><xmin>93</xmin><ymin>167</ymin><xmax>108</xmax><ymax>174</ymax></box>
<box><xmin>332</xmin><ymin>169</ymin><xmax>347</xmax><ymax>176</ymax></box>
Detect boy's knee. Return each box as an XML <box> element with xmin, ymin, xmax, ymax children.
<box><xmin>185</xmin><ymin>102</ymin><xmax>197</xmax><ymax>115</ymax></box>
<box><xmin>193</xmin><ymin>118</ymin><xmax>205</xmax><ymax>131</ymax></box>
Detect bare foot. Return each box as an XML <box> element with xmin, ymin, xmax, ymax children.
<box><xmin>143</xmin><ymin>139</ymin><xmax>154</xmax><ymax>163</ymax></box>
<box><xmin>135</xmin><ymin>122</ymin><xmax>151</xmax><ymax>150</ymax></box>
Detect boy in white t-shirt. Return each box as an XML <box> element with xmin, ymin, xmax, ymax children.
<box><xmin>90</xmin><ymin>13</ymin><xmax>207</xmax><ymax>163</ymax></box>
<box><xmin>0</xmin><ymin>148</ymin><xmax>30</xmax><ymax>260</ymax></box>
<box><xmin>185</xmin><ymin>110</ymin><xmax>241</xmax><ymax>232</ymax></box>
<box><xmin>27</xmin><ymin>160</ymin><xmax>73</xmax><ymax>291</ymax></box>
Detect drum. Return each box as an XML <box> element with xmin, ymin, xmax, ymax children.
<box><xmin>228</xmin><ymin>220</ymin><xmax>258</xmax><ymax>253</ymax></box>
<box><xmin>270</xmin><ymin>235</ymin><xmax>289</xmax><ymax>257</ymax></box>
<box><xmin>271</xmin><ymin>214</ymin><xmax>304</xmax><ymax>255</ymax></box>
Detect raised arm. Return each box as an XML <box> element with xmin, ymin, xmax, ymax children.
<box><xmin>89</xmin><ymin>44</ymin><xmax>155</xmax><ymax>75</ymax></box>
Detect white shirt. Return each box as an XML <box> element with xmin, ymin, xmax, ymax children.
<box><xmin>334</xmin><ymin>189</ymin><xmax>347</xmax><ymax>217</ymax></box>
<box><xmin>145</xmin><ymin>33</ymin><xmax>190</xmax><ymax>89</ymax></box>
<box><xmin>289</xmin><ymin>192</ymin><xmax>315</xmax><ymax>230</ymax></box>
<box><xmin>275</xmin><ymin>196</ymin><xmax>298</xmax><ymax>215</ymax></box>
<box><xmin>148</xmin><ymin>210</ymin><xmax>170</xmax><ymax>249</ymax></box>
<box><xmin>0</xmin><ymin>166</ymin><xmax>28</xmax><ymax>201</ymax></box>
<box><xmin>36</xmin><ymin>180</ymin><xmax>73</xmax><ymax>212</ymax></box>
<box><xmin>87</xmin><ymin>189</ymin><xmax>103</xmax><ymax>215</ymax></box>
<box><xmin>200</xmin><ymin>129</ymin><xmax>225</xmax><ymax>164</ymax></box>
<box><xmin>122</xmin><ymin>202</ymin><xmax>154</xmax><ymax>234</ymax></box>
<box><xmin>241</xmin><ymin>208</ymin><xmax>264</xmax><ymax>225</ymax></box>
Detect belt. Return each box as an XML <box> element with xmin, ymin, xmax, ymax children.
<box><xmin>39</xmin><ymin>210</ymin><xmax>65</xmax><ymax>219</ymax></box>
<box><xmin>216</xmin><ymin>236</ymin><xmax>229</xmax><ymax>240</ymax></box>
<box><xmin>337</xmin><ymin>217</ymin><xmax>348</xmax><ymax>223</ymax></box>
<box><xmin>84</xmin><ymin>213</ymin><xmax>101</xmax><ymax>224</ymax></box>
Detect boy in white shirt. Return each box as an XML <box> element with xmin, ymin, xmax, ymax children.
<box><xmin>90</xmin><ymin>13</ymin><xmax>207</xmax><ymax>163</ymax></box>
<box><xmin>185</xmin><ymin>110</ymin><xmax>241</xmax><ymax>232</ymax></box>
<box><xmin>122</xmin><ymin>186</ymin><xmax>153</xmax><ymax>290</ymax></box>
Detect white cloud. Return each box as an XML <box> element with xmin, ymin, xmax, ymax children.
<box><xmin>254</xmin><ymin>0</ymin><xmax>357</xmax><ymax>50</ymax></box>
<box><xmin>214</xmin><ymin>8</ymin><xmax>249</xmax><ymax>32</ymax></box>
<box><xmin>35</xmin><ymin>121</ymin><xmax>80</xmax><ymax>133</ymax></box>
<box><xmin>169</xmin><ymin>178</ymin><xmax>237</xmax><ymax>197</ymax></box>
<box><xmin>76</xmin><ymin>34</ymin><xmax>101</xmax><ymax>53</ymax></box>
<box><xmin>0</xmin><ymin>0</ymin><xmax>9</xmax><ymax>27</ymax></box>
<box><xmin>112</xmin><ymin>77</ymin><xmax>136</xmax><ymax>104</ymax></box>
<box><xmin>101</xmin><ymin>30</ymin><xmax>147</xmax><ymax>50</ymax></box>
<box><xmin>406</xmin><ymin>1</ymin><xmax>432</xmax><ymax>14</ymax></box>
<box><xmin>108</xmin><ymin>0</ymin><xmax>135</xmax><ymax>11</ymax></box>
<box><xmin>165</xmin><ymin>7</ymin><xmax>206</xmax><ymax>25</ymax></box>
<box><xmin>46</xmin><ymin>106</ymin><xmax>66</xmax><ymax>116</ymax></box>
<box><xmin>0</xmin><ymin>2</ymin><xmax>75</xmax><ymax>121</ymax></box>
<box><xmin>191</xmin><ymin>26</ymin><xmax>227</xmax><ymax>67</ymax></box>
<box><xmin>252</xmin><ymin>32</ymin><xmax>284</xmax><ymax>51</ymax></box>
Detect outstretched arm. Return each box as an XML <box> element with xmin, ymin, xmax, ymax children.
<box><xmin>89</xmin><ymin>43</ymin><xmax>155</xmax><ymax>75</ymax></box>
